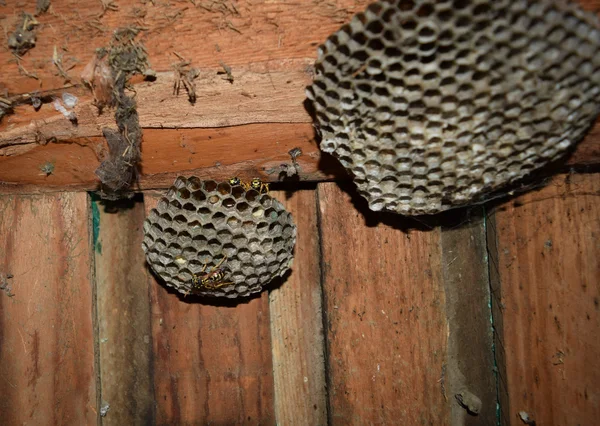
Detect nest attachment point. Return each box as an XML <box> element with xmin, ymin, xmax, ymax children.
<box><xmin>306</xmin><ymin>0</ymin><xmax>600</xmax><ymax>215</ymax></box>
<box><xmin>142</xmin><ymin>177</ymin><xmax>297</xmax><ymax>298</ymax></box>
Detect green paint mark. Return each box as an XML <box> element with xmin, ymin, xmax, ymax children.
<box><xmin>483</xmin><ymin>207</ymin><xmax>502</xmax><ymax>426</ymax></box>
<box><xmin>91</xmin><ymin>197</ymin><xmax>101</xmax><ymax>254</ymax></box>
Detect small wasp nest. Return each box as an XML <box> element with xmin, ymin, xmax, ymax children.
<box><xmin>142</xmin><ymin>177</ymin><xmax>296</xmax><ymax>298</ymax></box>
<box><xmin>306</xmin><ymin>0</ymin><xmax>600</xmax><ymax>215</ymax></box>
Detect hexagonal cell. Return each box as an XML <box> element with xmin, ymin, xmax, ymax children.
<box><xmin>222</xmin><ymin>216</ymin><xmax>239</xmax><ymax>230</ymax></box>
<box><xmin>252</xmin><ymin>207</ymin><xmax>264</xmax><ymax>218</ymax></box>
<box><xmin>211</xmin><ymin>212</ymin><xmax>226</xmax><ymax>226</ymax></box>
<box><xmin>203</xmin><ymin>180</ymin><xmax>218</xmax><ymax>192</ymax></box>
<box><xmin>231</xmin><ymin>186</ymin><xmax>245</xmax><ymax>199</ymax></box>
<box><xmin>177</xmin><ymin>188</ymin><xmax>191</xmax><ymax>200</ymax></box>
<box><xmin>217</xmin><ymin>182</ymin><xmax>232</xmax><ymax>195</ymax></box>
<box><xmin>263</xmin><ymin>208</ymin><xmax>278</xmax><ymax>221</ymax></box>
<box><xmin>241</xmin><ymin>220</ymin><xmax>255</xmax><ymax>233</ymax></box>
<box><xmin>232</xmin><ymin>234</ymin><xmax>248</xmax><ymax>248</ymax></box>
<box><xmin>237</xmin><ymin>248</ymin><xmax>252</xmax><ymax>262</ymax></box>
<box><xmin>245</xmin><ymin>190</ymin><xmax>259</xmax><ymax>203</ymax></box>
<box><xmin>187</xmin><ymin>176</ymin><xmax>202</xmax><ymax>190</ymax></box>
<box><xmin>217</xmin><ymin>229</ymin><xmax>233</xmax><ymax>243</ymax></box>
<box><xmin>192</xmin><ymin>190</ymin><xmax>207</xmax><ymax>203</ymax></box>
<box><xmin>260</xmin><ymin>195</ymin><xmax>273</xmax><ymax>208</ymax></box>
<box><xmin>201</xmin><ymin>223</ymin><xmax>217</xmax><ymax>238</ymax></box>
<box><xmin>222</xmin><ymin>197</ymin><xmax>236</xmax><ymax>208</ymax></box>
<box><xmin>173</xmin><ymin>176</ymin><xmax>187</xmax><ymax>189</ymax></box>
<box><xmin>236</xmin><ymin>202</ymin><xmax>250</xmax><ymax>213</ymax></box>
<box><xmin>222</xmin><ymin>243</ymin><xmax>237</xmax><ymax>257</ymax></box>
<box><xmin>163</xmin><ymin>227</ymin><xmax>177</xmax><ymax>239</ymax></box>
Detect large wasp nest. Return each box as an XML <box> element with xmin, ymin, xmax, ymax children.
<box><xmin>142</xmin><ymin>177</ymin><xmax>296</xmax><ymax>298</ymax></box>
<box><xmin>306</xmin><ymin>0</ymin><xmax>600</xmax><ymax>215</ymax></box>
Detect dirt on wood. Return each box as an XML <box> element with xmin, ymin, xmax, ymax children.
<box><xmin>91</xmin><ymin>27</ymin><xmax>151</xmax><ymax>199</ymax></box>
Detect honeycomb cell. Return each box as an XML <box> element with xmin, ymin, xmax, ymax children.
<box><xmin>142</xmin><ymin>177</ymin><xmax>296</xmax><ymax>299</ymax></box>
<box><xmin>306</xmin><ymin>0</ymin><xmax>600</xmax><ymax>214</ymax></box>
<box><xmin>222</xmin><ymin>197</ymin><xmax>236</xmax><ymax>208</ymax></box>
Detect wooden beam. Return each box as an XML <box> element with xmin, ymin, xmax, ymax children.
<box><xmin>317</xmin><ymin>182</ymin><xmax>450</xmax><ymax>424</ymax></box>
<box><xmin>0</xmin><ymin>123</ymin><xmax>344</xmax><ymax>194</ymax></box>
<box><xmin>269</xmin><ymin>188</ymin><xmax>328</xmax><ymax>425</ymax></box>
<box><xmin>94</xmin><ymin>196</ymin><xmax>155</xmax><ymax>425</ymax></box>
<box><xmin>490</xmin><ymin>172</ymin><xmax>600</xmax><ymax>425</ymax></box>
<box><xmin>144</xmin><ymin>194</ymin><xmax>276</xmax><ymax>425</ymax></box>
<box><xmin>1</xmin><ymin>0</ymin><xmax>599</xmax><ymax>193</ymax></box>
<box><xmin>441</xmin><ymin>209</ymin><xmax>497</xmax><ymax>425</ymax></box>
<box><xmin>0</xmin><ymin>193</ymin><xmax>97</xmax><ymax>424</ymax></box>
<box><xmin>0</xmin><ymin>1</ymin><xmax>371</xmax><ymax>95</ymax></box>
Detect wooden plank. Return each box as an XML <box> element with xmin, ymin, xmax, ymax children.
<box><xmin>94</xmin><ymin>195</ymin><xmax>155</xmax><ymax>425</ymax></box>
<box><xmin>0</xmin><ymin>123</ymin><xmax>344</xmax><ymax>194</ymax></box>
<box><xmin>1</xmin><ymin>0</ymin><xmax>599</xmax><ymax>193</ymax></box>
<box><xmin>0</xmin><ymin>192</ymin><xmax>97</xmax><ymax>424</ymax></box>
<box><xmin>491</xmin><ymin>172</ymin><xmax>600</xmax><ymax>425</ymax></box>
<box><xmin>0</xmin><ymin>68</ymin><xmax>313</xmax><ymax>154</ymax></box>
<box><xmin>269</xmin><ymin>187</ymin><xmax>328</xmax><ymax>425</ymax></box>
<box><xmin>486</xmin><ymin>212</ymin><xmax>511</xmax><ymax>426</ymax></box>
<box><xmin>441</xmin><ymin>209</ymin><xmax>497</xmax><ymax>425</ymax></box>
<box><xmin>317</xmin><ymin>182</ymin><xmax>450</xmax><ymax>424</ymax></box>
<box><xmin>0</xmin><ymin>0</ymin><xmax>370</xmax><ymax>95</ymax></box>
<box><xmin>144</xmin><ymin>193</ymin><xmax>275</xmax><ymax>425</ymax></box>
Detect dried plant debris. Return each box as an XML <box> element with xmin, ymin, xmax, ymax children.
<box><xmin>93</xmin><ymin>27</ymin><xmax>150</xmax><ymax>199</ymax></box>
<box><xmin>96</xmin><ymin>126</ymin><xmax>139</xmax><ymax>198</ymax></box>
<box><xmin>0</xmin><ymin>97</ymin><xmax>13</xmax><ymax>122</ymax></box>
<box><xmin>52</xmin><ymin>46</ymin><xmax>75</xmax><ymax>83</ymax></box>
<box><xmin>108</xmin><ymin>27</ymin><xmax>150</xmax><ymax>82</ymax></box>
<box><xmin>142</xmin><ymin>68</ymin><xmax>157</xmax><ymax>81</ymax></box>
<box><xmin>0</xmin><ymin>273</ymin><xmax>15</xmax><ymax>298</ymax></box>
<box><xmin>62</xmin><ymin>92</ymin><xmax>78</xmax><ymax>108</ymax></box>
<box><xmin>455</xmin><ymin>390</ymin><xmax>482</xmax><ymax>416</ymax></box>
<box><xmin>36</xmin><ymin>0</ymin><xmax>51</xmax><ymax>16</ymax></box>
<box><xmin>278</xmin><ymin>147</ymin><xmax>303</xmax><ymax>179</ymax></box>
<box><xmin>172</xmin><ymin>52</ymin><xmax>200</xmax><ymax>104</ymax></box>
<box><xmin>39</xmin><ymin>160</ymin><xmax>55</xmax><ymax>176</ymax></box>
<box><xmin>8</xmin><ymin>13</ymin><xmax>39</xmax><ymax>56</ymax></box>
<box><xmin>81</xmin><ymin>50</ymin><xmax>115</xmax><ymax>110</ymax></box>
<box><xmin>218</xmin><ymin>60</ymin><xmax>234</xmax><ymax>83</ymax></box>
<box><xmin>100</xmin><ymin>0</ymin><xmax>119</xmax><ymax>16</ymax></box>
<box><xmin>53</xmin><ymin>98</ymin><xmax>77</xmax><ymax>124</ymax></box>
<box><xmin>31</xmin><ymin>94</ymin><xmax>42</xmax><ymax>110</ymax></box>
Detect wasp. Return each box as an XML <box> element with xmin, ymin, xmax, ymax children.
<box><xmin>188</xmin><ymin>257</ymin><xmax>233</xmax><ymax>294</ymax></box>
<box><xmin>249</xmin><ymin>177</ymin><xmax>269</xmax><ymax>194</ymax></box>
<box><xmin>229</xmin><ymin>176</ymin><xmax>269</xmax><ymax>194</ymax></box>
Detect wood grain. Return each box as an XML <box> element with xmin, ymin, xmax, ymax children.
<box><xmin>0</xmin><ymin>0</ymin><xmax>370</xmax><ymax>94</ymax></box>
<box><xmin>441</xmin><ymin>209</ymin><xmax>496</xmax><ymax>425</ymax></box>
<box><xmin>0</xmin><ymin>0</ymin><xmax>598</xmax><ymax>193</ymax></box>
<box><xmin>144</xmin><ymin>194</ymin><xmax>275</xmax><ymax>425</ymax></box>
<box><xmin>94</xmin><ymin>196</ymin><xmax>155</xmax><ymax>425</ymax></box>
<box><xmin>491</xmin><ymin>172</ymin><xmax>600</xmax><ymax>425</ymax></box>
<box><xmin>269</xmin><ymin>188</ymin><xmax>328</xmax><ymax>425</ymax></box>
<box><xmin>0</xmin><ymin>192</ymin><xmax>97</xmax><ymax>424</ymax></box>
<box><xmin>486</xmin><ymin>211</ymin><xmax>511</xmax><ymax>426</ymax></box>
<box><xmin>0</xmin><ymin>123</ymin><xmax>343</xmax><ymax>194</ymax></box>
<box><xmin>317</xmin><ymin>182</ymin><xmax>450</xmax><ymax>425</ymax></box>
<box><xmin>0</xmin><ymin>68</ymin><xmax>313</xmax><ymax>154</ymax></box>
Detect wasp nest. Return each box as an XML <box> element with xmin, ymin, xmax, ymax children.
<box><xmin>306</xmin><ymin>0</ymin><xmax>600</xmax><ymax>215</ymax></box>
<box><xmin>142</xmin><ymin>177</ymin><xmax>296</xmax><ymax>298</ymax></box>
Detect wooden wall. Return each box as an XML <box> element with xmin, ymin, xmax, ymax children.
<box><xmin>1</xmin><ymin>172</ymin><xmax>598</xmax><ymax>425</ymax></box>
<box><xmin>0</xmin><ymin>0</ymin><xmax>599</xmax><ymax>425</ymax></box>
